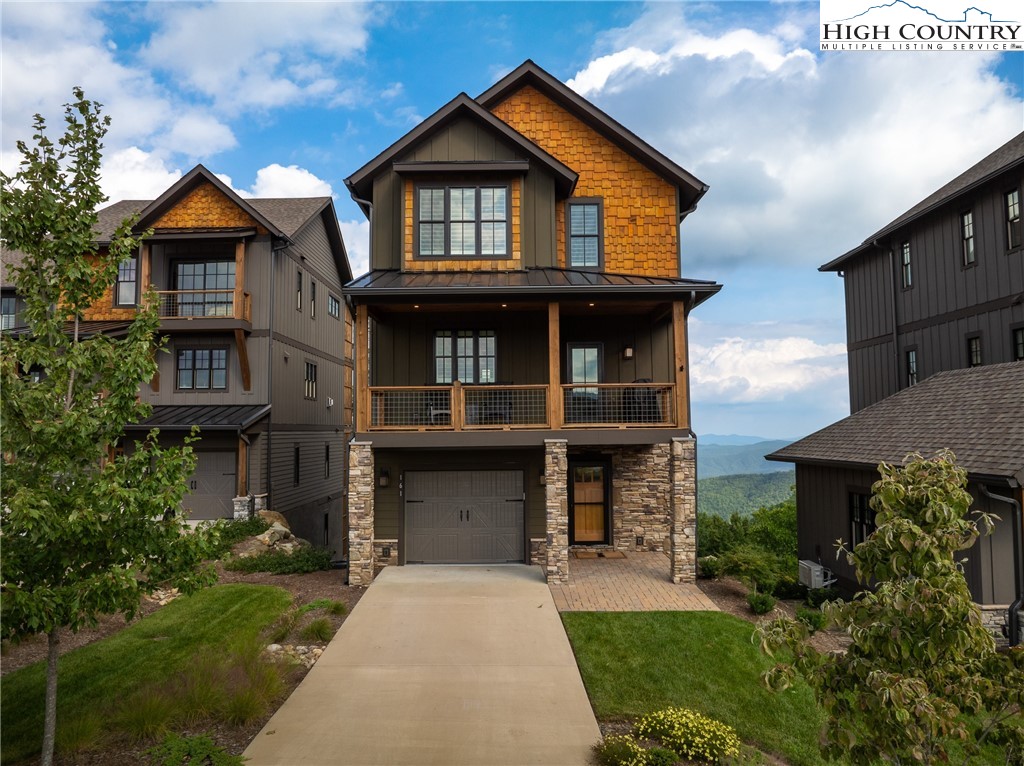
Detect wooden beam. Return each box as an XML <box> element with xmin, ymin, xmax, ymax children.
<box><xmin>237</xmin><ymin>437</ymin><xmax>248</xmax><ymax>497</ymax></box>
<box><xmin>356</xmin><ymin>304</ymin><xmax>370</xmax><ymax>431</ymax></box>
<box><xmin>672</xmin><ymin>300</ymin><xmax>689</xmax><ymax>430</ymax></box>
<box><xmin>140</xmin><ymin>243</ymin><xmax>152</xmax><ymax>297</ymax></box>
<box><xmin>547</xmin><ymin>302</ymin><xmax>561</xmax><ymax>429</ymax></box>
<box><xmin>235</xmin><ymin>329</ymin><xmax>252</xmax><ymax>392</ymax></box>
<box><xmin>234</xmin><ymin>240</ymin><xmax>246</xmax><ymax>320</ymax></box>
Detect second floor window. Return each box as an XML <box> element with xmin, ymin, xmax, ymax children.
<box><xmin>849</xmin><ymin>492</ymin><xmax>875</xmax><ymax>547</ymax></box>
<box><xmin>900</xmin><ymin>242</ymin><xmax>912</xmax><ymax>288</ymax></box>
<box><xmin>115</xmin><ymin>256</ymin><xmax>138</xmax><ymax>306</ymax></box>
<box><xmin>906</xmin><ymin>349</ymin><xmax>918</xmax><ymax>386</ymax></box>
<box><xmin>567</xmin><ymin>200</ymin><xmax>603</xmax><ymax>269</ymax></box>
<box><xmin>434</xmin><ymin>329</ymin><xmax>496</xmax><ymax>384</ymax></box>
<box><xmin>174</xmin><ymin>261</ymin><xmax>234</xmax><ymax>317</ymax></box>
<box><xmin>311</xmin><ymin>280</ymin><xmax>317</xmax><ymax>319</ymax></box>
<box><xmin>177</xmin><ymin>347</ymin><xmax>228</xmax><ymax>390</ymax></box>
<box><xmin>967</xmin><ymin>335</ymin><xmax>982</xmax><ymax>368</ymax></box>
<box><xmin>328</xmin><ymin>294</ymin><xmax>341</xmax><ymax>319</ymax></box>
<box><xmin>417</xmin><ymin>185</ymin><xmax>508</xmax><ymax>258</ymax></box>
<box><xmin>1007</xmin><ymin>189</ymin><xmax>1021</xmax><ymax>249</ymax></box>
<box><xmin>296</xmin><ymin>269</ymin><xmax>303</xmax><ymax>311</ymax></box>
<box><xmin>1013</xmin><ymin>327</ymin><xmax>1024</xmax><ymax>361</ymax></box>
<box><xmin>1</xmin><ymin>295</ymin><xmax>21</xmax><ymax>330</ymax></box>
<box><xmin>961</xmin><ymin>211</ymin><xmax>975</xmax><ymax>266</ymax></box>
<box><xmin>305</xmin><ymin>362</ymin><xmax>318</xmax><ymax>400</ymax></box>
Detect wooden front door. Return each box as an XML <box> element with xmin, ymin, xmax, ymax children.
<box><xmin>571</xmin><ymin>464</ymin><xmax>607</xmax><ymax>544</ymax></box>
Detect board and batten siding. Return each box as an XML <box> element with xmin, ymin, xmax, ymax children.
<box><xmin>145</xmin><ymin>334</ymin><xmax>269</xmax><ymax>405</ymax></box>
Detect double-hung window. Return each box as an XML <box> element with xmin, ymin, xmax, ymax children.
<box><xmin>900</xmin><ymin>242</ymin><xmax>912</xmax><ymax>288</ymax></box>
<box><xmin>1013</xmin><ymin>327</ymin><xmax>1024</xmax><ymax>361</ymax></box>
<box><xmin>1</xmin><ymin>295</ymin><xmax>20</xmax><ymax>330</ymax></box>
<box><xmin>177</xmin><ymin>347</ymin><xmax>228</xmax><ymax>390</ymax></box>
<box><xmin>328</xmin><ymin>294</ymin><xmax>341</xmax><ymax>319</ymax></box>
<box><xmin>434</xmin><ymin>330</ymin><xmax>496</xmax><ymax>384</ymax></box>
<box><xmin>905</xmin><ymin>348</ymin><xmax>918</xmax><ymax>387</ymax></box>
<box><xmin>961</xmin><ymin>211</ymin><xmax>975</xmax><ymax>266</ymax></box>
<box><xmin>115</xmin><ymin>256</ymin><xmax>138</xmax><ymax>306</ymax></box>
<box><xmin>304</xmin><ymin>362</ymin><xmax>318</xmax><ymax>400</ymax></box>
<box><xmin>1007</xmin><ymin>189</ymin><xmax>1021</xmax><ymax>250</ymax></box>
<box><xmin>417</xmin><ymin>185</ymin><xmax>508</xmax><ymax>258</ymax></box>
<box><xmin>310</xmin><ymin>280</ymin><xmax>317</xmax><ymax>319</ymax></box>
<box><xmin>849</xmin><ymin>492</ymin><xmax>875</xmax><ymax>547</ymax></box>
<box><xmin>967</xmin><ymin>335</ymin><xmax>983</xmax><ymax>368</ymax></box>
<box><xmin>567</xmin><ymin>199</ymin><xmax>603</xmax><ymax>269</ymax></box>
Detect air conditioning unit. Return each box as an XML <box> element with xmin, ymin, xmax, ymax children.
<box><xmin>799</xmin><ymin>560</ymin><xmax>836</xmax><ymax>590</ymax></box>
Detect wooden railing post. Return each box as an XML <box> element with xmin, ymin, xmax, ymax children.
<box><xmin>452</xmin><ymin>381</ymin><xmax>463</xmax><ymax>431</ymax></box>
<box><xmin>234</xmin><ymin>241</ymin><xmax>246</xmax><ymax>321</ymax></box>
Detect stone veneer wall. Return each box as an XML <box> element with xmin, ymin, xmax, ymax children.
<box><xmin>545</xmin><ymin>440</ymin><xmax>569</xmax><ymax>583</ymax></box>
<box><xmin>529</xmin><ymin>538</ymin><xmax>546</xmax><ymax>566</ymax></box>
<box><xmin>670</xmin><ymin>437</ymin><xmax>697</xmax><ymax>584</ymax></box>
<box><xmin>373</xmin><ymin>539</ymin><xmax>399</xmax><ymax>568</ymax></box>
<box><xmin>348</xmin><ymin>442</ymin><xmax>374</xmax><ymax>586</ymax></box>
<box><xmin>610</xmin><ymin>445</ymin><xmax>672</xmax><ymax>553</ymax></box>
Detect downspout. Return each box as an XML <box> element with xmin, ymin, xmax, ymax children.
<box><xmin>879</xmin><ymin>239</ymin><xmax>899</xmax><ymax>395</ymax></box>
<box><xmin>979</xmin><ymin>483</ymin><xmax>1023</xmax><ymax>647</ymax></box>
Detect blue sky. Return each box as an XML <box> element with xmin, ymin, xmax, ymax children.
<box><xmin>2</xmin><ymin>1</ymin><xmax>1021</xmax><ymax>440</ymax></box>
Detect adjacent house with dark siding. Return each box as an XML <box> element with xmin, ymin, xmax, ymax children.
<box><xmin>769</xmin><ymin>133</ymin><xmax>1024</xmax><ymax>643</ymax></box>
<box><xmin>343</xmin><ymin>60</ymin><xmax>721</xmax><ymax>586</ymax></box>
<box><xmin>4</xmin><ymin>165</ymin><xmax>354</xmax><ymax>555</ymax></box>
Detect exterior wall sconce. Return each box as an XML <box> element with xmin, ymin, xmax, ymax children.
<box><xmin>378</xmin><ymin>468</ymin><xmax>390</xmax><ymax>488</ymax></box>
<box><xmin>623</xmin><ymin>345</ymin><xmax>634</xmax><ymax>360</ymax></box>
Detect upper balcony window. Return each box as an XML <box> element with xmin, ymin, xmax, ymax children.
<box><xmin>1007</xmin><ymin>189</ymin><xmax>1021</xmax><ymax>250</ymax></box>
<box><xmin>1</xmin><ymin>294</ymin><xmax>22</xmax><ymax>330</ymax></box>
<box><xmin>434</xmin><ymin>329</ymin><xmax>496</xmax><ymax>384</ymax></box>
<box><xmin>115</xmin><ymin>256</ymin><xmax>138</xmax><ymax>306</ymax></box>
<box><xmin>417</xmin><ymin>185</ymin><xmax>508</xmax><ymax>258</ymax></box>
<box><xmin>567</xmin><ymin>199</ymin><xmax>603</xmax><ymax>269</ymax></box>
<box><xmin>173</xmin><ymin>260</ymin><xmax>235</xmax><ymax>317</ymax></box>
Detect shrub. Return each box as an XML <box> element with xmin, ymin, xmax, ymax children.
<box><xmin>636</xmin><ymin>707</ymin><xmax>741</xmax><ymax>764</ymax></box>
<box><xmin>298</xmin><ymin>598</ymin><xmax>346</xmax><ymax>616</ymax></box>
<box><xmin>747</xmin><ymin>592</ymin><xmax>776</xmax><ymax>615</ymax></box>
<box><xmin>207</xmin><ymin>516</ymin><xmax>270</xmax><ymax>557</ymax></box>
<box><xmin>113</xmin><ymin>689</ymin><xmax>176</xmax><ymax>743</ymax></box>
<box><xmin>593</xmin><ymin>734</ymin><xmax>649</xmax><ymax>766</ymax></box>
<box><xmin>796</xmin><ymin>607</ymin><xmax>828</xmax><ymax>634</ymax></box>
<box><xmin>224</xmin><ymin>546</ymin><xmax>332</xmax><ymax>575</ymax></box>
<box><xmin>804</xmin><ymin>587</ymin><xmax>841</xmax><ymax>609</ymax></box>
<box><xmin>299</xmin><ymin>617</ymin><xmax>335</xmax><ymax>643</ymax></box>
<box><xmin>771</xmin><ymin>574</ymin><xmax>807</xmax><ymax>601</ymax></box>
<box><xmin>55</xmin><ymin>711</ymin><xmax>103</xmax><ymax>754</ymax></box>
<box><xmin>267</xmin><ymin>609</ymin><xmax>300</xmax><ymax>643</ymax></box>
<box><xmin>148</xmin><ymin>733</ymin><xmax>246</xmax><ymax>766</ymax></box>
<box><xmin>697</xmin><ymin>555</ymin><xmax>723</xmax><ymax>579</ymax></box>
<box><xmin>644</xmin><ymin>746</ymin><xmax>679</xmax><ymax>766</ymax></box>
<box><xmin>748</xmin><ymin>495</ymin><xmax>797</xmax><ymax>557</ymax></box>
<box><xmin>697</xmin><ymin>513</ymin><xmax>750</xmax><ymax>558</ymax></box>
<box><xmin>717</xmin><ymin>544</ymin><xmax>781</xmax><ymax>594</ymax></box>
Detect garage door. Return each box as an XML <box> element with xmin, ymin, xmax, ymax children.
<box><xmin>181</xmin><ymin>450</ymin><xmax>236</xmax><ymax>520</ymax></box>
<box><xmin>405</xmin><ymin>470</ymin><xmax>524</xmax><ymax>564</ymax></box>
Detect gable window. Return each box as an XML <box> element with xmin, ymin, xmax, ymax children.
<box><xmin>967</xmin><ymin>334</ymin><xmax>982</xmax><ymax>368</ymax></box>
<box><xmin>296</xmin><ymin>269</ymin><xmax>303</xmax><ymax>311</ymax></box>
<box><xmin>328</xmin><ymin>294</ymin><xmax>341</xmax><ymax>319</ymax></box>
<box><xmin>177</xmin><ymin>347</ymin><xmax>228</xmax><ymax>390</ymax></box>
<box><xmin>304</xmin><ymin>362</ymin><xmax>318</xmax><ymax>400</ymax></box>
<box><xmin>1007</xmin><ymin>189</ymin><xmax>1021</xmax><ymax>249</ymax></box>
<box><xmin>417</xmin><ymin>185</ymin><xmax>508</xmax><ymax>258</ymax></box>
<box><xmin>849</xmin><ymin>492</ymin><xmax>875</xmax><ymax>547</ymax></box>
<box><xmin>1</xmin><ymin>295</ymin><xmax>21</xmax><ymax>330</ymax></box>
<box><xmin>900</xmin><ymin>242</ymin><xmax>912</xmax><ymax>288</ymax></box>
<box><xmin>961</xmin><ymin>211</ymin><xmax>975</xmax><ymax>266</ymax></box>
<box><xmin>310</xmin><ymin>280</ymin><xmax>317</xmax><ymax>319</ymax></box>
<box><xmin>567</xmin><ymin>199</ymin><xmax>603</xmax><ymax>269</ymax></box>
<box><xmin>433</xmin><ymin>329</ymin><xmax>496</xmax><ymax>384</ymax></box>
<box><xmin>115</xmin><ymin>256</ymin><xmax>138</xmax><ymax>306</ymax></box>
<box><xmin>905</xmin><ymin>348</ymin><xmax>918</xmax><ymax>387</ymax></box>
<box><xmin>174</xmin><ymin>261</ymin><xmax>234</xmax><ymax>317</ymax></box>
<box><xmin>1014</xmin><ymin>327</ymin><xmax>1024</xmax><ymax>362</ymax></box>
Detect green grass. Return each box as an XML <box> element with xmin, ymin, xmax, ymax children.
<box><xmin>1</xmin><ymin>584</ymin><xmax>292</xmax><ymax>765</ymax></box>
<box><xmin>561</xmin><ymin>611</ymin><xmax>828</xmax><ymax>766</ymax></box>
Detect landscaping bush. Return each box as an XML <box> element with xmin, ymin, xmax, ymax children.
<box><xmin>299</xmin><ymin>617</ymin><xmax>334</xmax><ymax>642</ymax></box>
<box><xmin>717</xmin><ymin>544</ymin><xmax>781</xmax><ymax>594</ymax></box>
<box><xmin>593</xmin><ymin>734</ymin><xmax>649</xmax><ymax>766</ymax></box>
<box><xmin>148</xmin><ymin>733</ymin><xmax>245</xmax><ymax>766</ymax></box>
<box><xmin>224</xmin><ymin>546</ymin><xmax>332</xmax><ymax>575</ymax></box>
<box><xmin>804</xmin><ymin>587</ymin><xmax>841</xmax><ymax>609</ymax></box>
<box><xmin>697</xmin><ymin>555</ymin><xmax>724</xmax><ymax>579</ymax></box>
<box><xmin>207</xmin><ymin>516</ymin><xmax>270</xmax><ymax>557</ymax></box>
<box><xmin>796</xmin><ymin>607</ymin><xmax>828</xmax><ymax>634</ymax></box>
<box><xmin>747</xmin><ymin>592</ymin><xmax>776</xmax><ymax>615</ymax></box>
<box><xmin>772</xmin><ymin>574</ymin><xmax>807</xmax><ymax>601</ymax></box>
<box><xmin>636</xmin><ymin>707</ymin><xmax>741</xmax><ymax>764</ymax></box>
<box><xmin>644</xmin><ymin>747</ymin><xmax>679</xmax><ymax>766</ymax></box>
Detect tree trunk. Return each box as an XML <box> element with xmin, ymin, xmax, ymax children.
<box><xmin>41</xmin><ymin>627</ymin><xmax>60</xmax><ymax>766</ymax></box>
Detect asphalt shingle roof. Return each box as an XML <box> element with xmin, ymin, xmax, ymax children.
<box><xmin>767</xmin><ymin>362</ymin><xmax>1024</xmax><ymax>483</ymax></box>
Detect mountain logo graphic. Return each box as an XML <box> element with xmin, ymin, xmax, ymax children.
<box><xmin>828</xmin><ymin>0</ymin><xmax>1017</xmax><ymax>23</ymax></box>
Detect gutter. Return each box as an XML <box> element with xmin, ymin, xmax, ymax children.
<box><xmin>979</xmin><ymin>484</ymin><xmax>1023</xmax><ymax>647</ymax></box>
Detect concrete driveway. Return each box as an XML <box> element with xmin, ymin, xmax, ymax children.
<box><xmin>243</xmin><ymin>565</ymin><xmax>601</xmax><ymax>766</ymax></box>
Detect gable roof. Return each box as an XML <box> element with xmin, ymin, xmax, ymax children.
<box><xmin>821</xmin><ymin>130</ymin><xmax>1024</xmax><ymax>272</ymax></box>
<box><xmin>766</xmin><ymin>362</ymin><xmax>1024</xmax><ymax>484</ymax></box>
<box><xmin>345</xmin><ymin>92</ymin><xmax>578</xmax><ymax>215</ymax></box>
<box><xmin>477</xmin><ymin>60</ymin><xmax>709</xmax><ymax>212</ymax></box>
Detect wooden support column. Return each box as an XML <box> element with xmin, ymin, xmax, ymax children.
<box><xmin>234</xmin><ymin>241</ymin><xmax>246</xmax><ymax>320</ymax></box>
<box><xmin>234</xmin><ymin>329</ymin><xmax>252</xmax><ymax>392</ymax></box>
<box><xmin>672</xmin><ymin>300</ymin><xmax>689</xmax><ymax>430</ymax></box>
<box><xmin>140</xmin><ymin>243</ymin><xmax>152</xmax><ymax>297</ymax></box>
<box><xmin>237</xmin><ymin>437</ymin><xmax>249</xmax><ymax>497</ymax></box>
<box><xmin>356</xmin><ymin>304</ymin><xmax>370</xmax><ymax>431</ymax></box>
<box><xmin>452</xmin><ymin>380</ymin><xmax>464</xmax><ymax>431</ymax></box>
<box><xmin>547</xmin><ymin>302</ymin><xmax>562</xmax><ymax>429</ymax></box>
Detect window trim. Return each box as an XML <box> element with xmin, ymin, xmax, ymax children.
<box><xmin>175</xmin><ymin>345</ymin><xmax>230</xmax><ymax>392</ymax></box>
<box><xmin>960</xmin><ymin>210</ymin><xmax>976</xmax><ymax>268</ymax></box>
<box><xmin>328</xmin><ymin>294</ymin><xmax>341</xmax><ymax>319</ymax></box>
<box><xmin>296</xmin><ymin>268</ymin><xmax>303</xmax><ymax>312</ymax></box>
<box><xmin>304</xmin><ymin>361</ymin><xmax>318</xmax><ymax>400</ymax></box>
<box><xmin>899</xmin><ymin>241</ymin><xmax>913</xmax><ymax>290</ymax></box>
<box><xmin>966</xmin><ymin>332</ymin><xmax>983</xmax><ymax>368</ymax></box>
<box><xmin>114</xmin><ymin>254</ymin><xmax>139</xmax><ymax>307</ymax></box>
<box><xmin>1010</xmin><ymin>323</ymin><xmax>1024</xmax><ymax>362</ymax></box>
<box><xmin>566</xmin><ymin>198</ymin><xmax>605</xmax><ymax>271</ymax></box>
<box><xmin>414</xmin><ymin>183</ymin><xmax>511</xmax><ymax>260</ymax></box>
<box><xmin>1006</xmin><ymin>188</ymin><xmax>1022</xmax><ymax>251</ymax></box>
<box><xmin>849</xmin><ymin>490</ymin><xmax>876</xmax><ymax>548</ymax></box>
<box><xmin>566</xmin><ymin>342</ymin><xmax>604</xmax><ymax>385</ymax></box>
<box><xmin>310</xmin><ymin>280</ymin><xmax>317</xmax><ymax>319</ymax></box>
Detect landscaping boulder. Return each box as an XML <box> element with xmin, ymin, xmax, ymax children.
<box><xmin>258</xmin><ymin>510</ymin><xmax>291</xmax><ymax>530</ymax></box>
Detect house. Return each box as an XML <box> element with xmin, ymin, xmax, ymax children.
<box><xmin>769</xmin><ymin>134</ymin><xmax>1024</xmax><ymax>642</ymax></box>
<box><xmin>821</xmin><ymin>130</ymin><xmax>1023</xmax><ymax>413</ymax></box>
<box><xmin>3</xmin><ymin>165</ymin><xmax>355</xmax><ymax>555</ymax></box>
<box><xmin>342</xmin><ymin>60</ymin><xmax>721</xmax><ymax>586</ymax></box>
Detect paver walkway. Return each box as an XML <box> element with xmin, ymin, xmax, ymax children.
<box><xmin>243</xmin><ymin>565</ymin><xmax>600</xmax><ymax>766</ymax></box>
<box><xmin>548</xmin><ymin>551</ymin><xmax>718</xmax><ymax>611</ymax></box>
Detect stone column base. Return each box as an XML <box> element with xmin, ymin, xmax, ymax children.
<box><xmin>544</xmin><ymin>439</ymin><xmax>569</xmax><ymax>583</ymax></box>
<box><xmin>670</xmin><ymin>437</ymin><xmax>697</xmax><ymax>584</ymax></box>
<box><xmin>348</xmin><ymin>442</ymin><xmax>375</xmax><ymax>586</ymax></box>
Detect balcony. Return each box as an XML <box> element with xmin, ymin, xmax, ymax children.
<box><xmin>366</xmin><ymin>382</ymin><xmax>674</xmax><ymax>431</ymax></box>
<box><xmin>155</xmin><ymin>290</ymin><xmax>252</xmax><ymax>327</ymax></box>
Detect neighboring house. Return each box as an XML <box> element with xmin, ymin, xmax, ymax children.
<box><xmin>770</xmin><ymin>134</ymin><xmax>1024</xmax><ymax>643</ymax></box>
<box><xmin>821</xmin><ymin>130</ymin><xmax>1023</xmax><ymax>413</ymax></box>
<box><xmin>343</xmin><ymin>60</ymin><xmax>721</xmax><ymax>586</ymax></box>
<box><xmin>3</xmin><ymin>165</ymin><xmax>354</xmax><ymax>555</ymax></box>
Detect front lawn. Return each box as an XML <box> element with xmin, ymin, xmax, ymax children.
<box><xmin>1</xmin><ymin>583</ymin><xmax>292</xmax><ymax>765</ymax></box>
<box><xmin>562</xmin><ymin>611</ymin><xmax>829</xmax><ymax>766</ymax></box>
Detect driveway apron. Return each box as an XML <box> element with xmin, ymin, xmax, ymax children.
<box><xmin>243</xmin><ymin>565</ymin><xmax>601</xmax><ymax>765</ymax></box>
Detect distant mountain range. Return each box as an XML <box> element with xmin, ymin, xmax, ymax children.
<box><xmin>697</xmin><ymin>437</ymin><xmax>794</xmax><ymax>478</ymax></box>
<box><xmin>698</xmin><ymin>471</ymin><xmax>796</xmax><ymax>519</ymax></box>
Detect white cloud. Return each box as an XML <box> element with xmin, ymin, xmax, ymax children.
<box><xmin>162</xmin><ymin>113</ymin><xmax>237</xmax><ymax>159</ymax></box>
<box><xmin>340</xmin><ymin>219</ymin><xmax>371</xmax><ymax>279</ymax></box>
<box><xmin>99</xmin><ymin>147</ymin><xmax>181</xmax><ymax>203</ymax></box>
<box><xmin>248</xmin><ymin>164</ymin><xmax>333</xmax><ymax>198</ymax></box>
